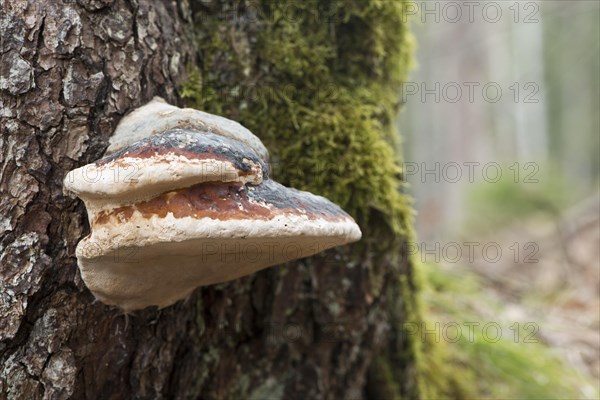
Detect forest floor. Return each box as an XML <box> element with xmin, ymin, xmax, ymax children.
<box><xmin>422</xmin><ymin>194</ymin><xmax>600</xmax><ymax>398</ymax></box>
<box><xmin>470</xmin><ymin>194</ymin><xmax>600</xmax><ymax>383</ymax></box>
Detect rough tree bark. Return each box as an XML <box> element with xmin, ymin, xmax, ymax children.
<box><xmin>0</xmin><ymin>1</ymin><xmax>418</xmax><ymax>399</ymax></box>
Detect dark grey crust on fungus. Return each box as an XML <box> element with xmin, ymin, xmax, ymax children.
<box><xmin>247</xmin><ymin>180</ymin><xmax>352</xmax><ymax>220</ymax></box>
<box><xmin>97</xmin><ymin>128</ymin><xmax>269</xmax><ymax>179</ymax></box>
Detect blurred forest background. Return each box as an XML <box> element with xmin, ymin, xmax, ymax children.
<box><xmin>399</xmin><ymin>1</ymin><xmax>599</xmax><ymax>398</ymax></box>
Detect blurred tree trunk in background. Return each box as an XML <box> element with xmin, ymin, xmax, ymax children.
<box><xmin>0</xmin><ymin>1</ymin><xmax>419</xmax><ymax>399</ymax></box>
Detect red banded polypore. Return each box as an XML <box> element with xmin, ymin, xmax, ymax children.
<box><xmin>64</xmin><ymin>98</ymin><xmax>361</xmax><ymax>311</ymax></box>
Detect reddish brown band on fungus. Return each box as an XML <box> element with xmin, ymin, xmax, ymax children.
<box><xmin>94</xmin><ymin>180</ymin><xmax>353</xmax><ymax>225</ymax></box>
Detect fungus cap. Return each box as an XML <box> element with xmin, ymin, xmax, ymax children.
<box><xmin>76</xmin><ymin>179</ymin><xmax>360</xmax><ymax>311</ymax></box>
<box><xmin>106</xmin><ymin>97</ymin><xmax>270</xmax><ymax>161</ymax></box>
<box><xmin>64</xmin><ymin>129</ymin><xmax>267</xmax><ymax>203</ymax></box>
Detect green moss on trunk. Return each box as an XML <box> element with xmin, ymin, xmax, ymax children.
<box><xmin>183</xmin><ymin>1</ymin><xmax>427</xmax><ymax>397</ymax></box>
<box><xmin>184</xmin><ymin>0</ymin><xmax>414</xmax><ymax>232</ymax></box>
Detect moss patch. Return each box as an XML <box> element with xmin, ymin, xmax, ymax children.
<box><xmin>184</xmin><ymin>0</ymin><xmax>422</xmax><ymax>397</ymax></box>
<box><xmin>183</xmin><ymin>0</ymin><xmax>415</xmax><ymax>235</ymax></box>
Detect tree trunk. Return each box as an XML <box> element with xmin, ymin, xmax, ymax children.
<box><xmin>1</xmin><ymin>1</ymin><xmax>419</xmax><ymax>399</ymax></box>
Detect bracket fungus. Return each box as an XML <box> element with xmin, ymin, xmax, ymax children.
<box><xmin>64</xmin><ymin>97</ymin><xmax>362</xmax><ymax>311</ymax></box>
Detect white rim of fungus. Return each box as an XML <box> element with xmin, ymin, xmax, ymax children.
<box><xmin>64</xmin><ymin>154</ymin><xmax>263</xmax><ymax>201</ymax></box>
<box><xmin>77</xmin><ymin>212</ymin><xmax>362</xmax><ymax>259</ymax></box>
